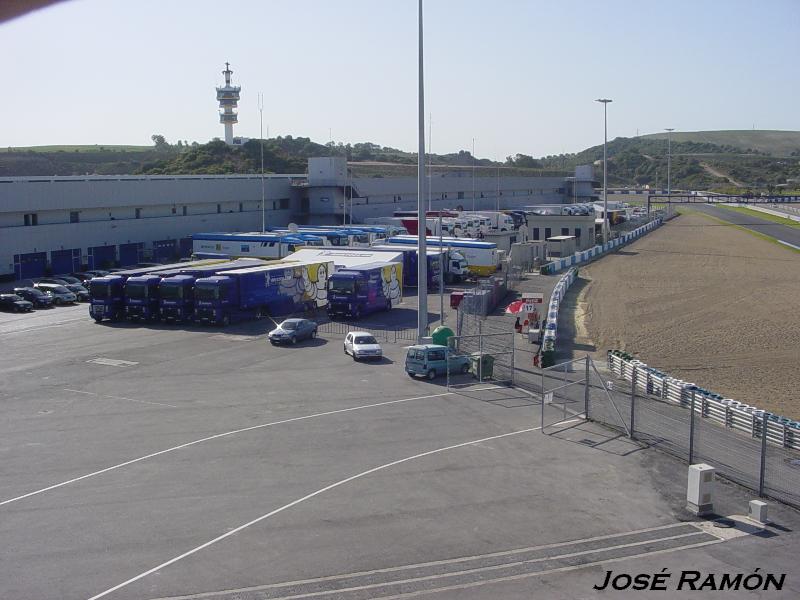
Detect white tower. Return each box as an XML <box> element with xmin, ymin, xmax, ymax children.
<box><xmin>216</xmin><ymin>62</ymin><xmax>240</xmax><ymax>145</ymax></box>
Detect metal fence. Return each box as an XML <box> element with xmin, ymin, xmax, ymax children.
<box><xmin>317</xmin><ymin>320</ymin><xmax>417</xmax><ymax>344</ymax></box>
<box><xmin>588</xmin><ymin>353</ymin><xmax>800</xmax><ymax>509</ymax></box>
<box><xmin>446</xmin><ymin>331</ymin><xmax>515</xmax><ymax>389</ymax></box>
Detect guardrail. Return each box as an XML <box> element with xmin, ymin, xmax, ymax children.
<box><xmin>541</xmin><ymin>217</ymin><xmax>664</xmax><ymax>275</ymax></box>
<box><xmin>607</xmin><ymin>351</ymin><xmax>800</xmax><ymax>451</ymax></box>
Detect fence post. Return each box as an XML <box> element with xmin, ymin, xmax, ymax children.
<box><xmin>629</xmin><ymin>366</ymin><xmax>637</xmax><ymax>439</ymax></box>
<box><xmin>540</xmin><ymin>362</ymin><xmax>545</xmax><ymax>433</ymax></box>
<box><xmin>478</xmin><ymin>320</ymin><xmax>483</xmax><ymax>382</ymax></box>
<box><xmin>510</xmin><ymin>332</ymin><xmax>515</xmax><ymax>387</ymax></box>
<box><xmin>759</xmin><ymin>412</ymin><xmax>768</xmax><ymax>497</ymax></box>
<box><xmin>689</xmin><ymin>390</ymin><xmax>696</xmax><ymax>464</ymax></box>
<box><xmin>584</xmin><ymin>355</ymin><xmax>590</xmax><ymax>418</ymax></box>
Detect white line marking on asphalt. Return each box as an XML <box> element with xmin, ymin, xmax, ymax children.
<box><xmin>62</xmin><ymin>389</ymin><xmax>177</xmax><ymax>408</ymax></box>
<box><xmin>87</xmin><ymin>358</ymin><xmax>139</xmax><ymax>367</ymax></box>
<box><xmin>86</xmin><ymin>422</ymin><xmax>577</xmax><ymax>600</ymax></box>
<box><xmin>0</xmin><ymin>317</ymin><xmax>88</xmax><ymax>336</ymax></box>
<box><xmin>0</xmin><ymin>392</ymin><xmax>453</xmax><ymax>508</ymax></box>
<box><xmin>148</xmin><ymin>521</ymin><xmax>702</xmax><ymax>600</ymax></box>
<box><xmin>777</xmin><ymin>239</ymin><xmax>800</xmax><ymax>250</ymax></box>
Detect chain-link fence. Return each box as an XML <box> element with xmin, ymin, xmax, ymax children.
<box><xmin>586</xmin><ymin>354</ymin><xmax>800</xmax><ymax>509</ymax></box>
<box><xmin>446</xmin><ymin>331</ymin><xmax>515</xmax><ymax>389</ymax></box>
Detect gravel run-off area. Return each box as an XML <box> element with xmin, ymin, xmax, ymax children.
<box><xmin>574</xmin><ymin>209</ymin><xmax>800</xmax><ymax>419</ymax></box>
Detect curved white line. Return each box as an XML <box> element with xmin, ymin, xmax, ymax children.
<box><xmin>0</xmin><ymin>392</ymin><xmax>452</xmax><ymax>508</ymax></box>
<box><xmin>87</xmin><ymin>424</ymin><xmax>548</xmax><ymax>600</ymax></box>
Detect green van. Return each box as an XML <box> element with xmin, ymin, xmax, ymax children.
<box><xmin>405</xmin><ymin>344</ymin><xmax>471</xmax><ymax>380</ymax></box>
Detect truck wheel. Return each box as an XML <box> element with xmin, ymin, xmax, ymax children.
<box><xmin>94</xmin><ymin>317</ymin><xmax>102</xmax><ymax>323</ymax></box>
<box><xmin>221</xmin><ymin>315</ymin><xmax>230</xmax><ymax>327</ymax></box>
<box><xmin>353</xmin><ymin>307</ymin><xmax>361</xmax><ymax>320</ymax></box>
<box><xmin>386</xmin><ymin>299</ymin><xmax>392</xmax><ymax>311</ymax></box>
<box><xmin>427</xmin><ymin>369</ymin><xmax>436</xmax><ymax>380</ymax></box>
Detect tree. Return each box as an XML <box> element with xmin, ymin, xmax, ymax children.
<box><xmin>151</xmin><ymin>134</ymin><xmax>169</xmax><ymax>151</ymax></box>
<box><xmin>505</xmin><ymin>153</ymin><xmax>542</xmax><ymax>169</ymax></box>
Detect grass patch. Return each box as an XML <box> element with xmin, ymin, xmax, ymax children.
<box><xmin>5</xmin><ymin>145</ymin><xmax>152</xmax><ymax>153</ymax></box>
<box><xmin>718</xmin><ymin>204</ymin><xmax>800</xmax><ymax>228</ymax></box>
<box><xmin>686</xmin><ymin>208</ymin><xmax>800</xmax><ymax>253</ymax></box>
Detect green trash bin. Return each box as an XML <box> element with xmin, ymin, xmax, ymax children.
<box><xmin>470</xmin><ymin>353</ymin><xmax>495</xmax><ymax>380</ymax></box>
<box><xmin>431</xmin><ymin>326</ymin><xmax>454</xmax><ymax>347</ymax></box>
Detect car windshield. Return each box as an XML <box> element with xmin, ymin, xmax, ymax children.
<box><xmin>328</xmin><ymin>279</ymin><xmax>354</xmax><ymax>294</ymax></box>
<box><xmin>407</xmin><ymin>349</ymin><xmax>424</xmax><ymax>361</ymax></box>
<box><xmin>59</xmin><ymin>276</ymin><xmax>80</xmax><ymax>284</ymax></box>
<box><xmin>281</xmin><ymin>321</ymin><xmax>298</xmax><ymax>330</ymax></box>
<box><xmin>194</xmin><ymin>285</ymin><xmax>218</xmax><ymax>301</ymax></box>
<box><xmin>160</xmin><ymin>284</ymin><xmax>183</xmax><ymax>299</ymax></box>
<box><xmin>355</xmin><ymin>336</ymin><xmax>377</xmax><ymax>345</ymax></box>
<box><xmin>125</xmin><ymin>283</ymin><xmax>147</xmax><ymax>299</ymax></box>
<box><xmin>51</xmin><ymin>285</ymin><xmax>70</xmax><ymax>293</ymax></box>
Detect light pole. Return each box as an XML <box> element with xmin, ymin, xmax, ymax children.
<box><xmin>595</xmin><ymin>98</ymin><xmax>612</xmax><ymax>244</ymax></box>
<box><xmin>416</xmin><ymin>0</ymin><xmax>428</xmax><ymax>342</ymax></box>
<box><xmin>665</xmin><ymin>128</ymin><xmax>674</xmax><ymax>196</ymax></box>
<box><xmin>471</xmin><ymin>137</ymin><xmax>476</xmax><ymax>211</ymax></box>
<box><xmin>259</xmin><ymin>93</ymin><xmax>265</xmax><ymax>232</ymax></box>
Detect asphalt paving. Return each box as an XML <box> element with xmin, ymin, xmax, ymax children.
<box><xmin>685</xmin><ymin>203</ymin><xmax>800</xmax><ymax>249</ymax></box>
<box><xmin>1</xmin><ymin>288</ymin><xmax>799</xmax><ymax>599</ymax></box>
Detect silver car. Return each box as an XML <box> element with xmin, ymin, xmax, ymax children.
<box><xmin>343</xmin><ymin>331</ymin><xmax>383</xmax><ymax>361</ymax></box>
<box><xmin>34</xmin><ymin>283</ymin><xmax>77</xmax><ymax>305</ymax></box>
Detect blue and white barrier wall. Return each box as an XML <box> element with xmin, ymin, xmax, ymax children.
<box><xmin>541</xmin><ymin>266</ymin><xmax>578</xmax><ymax>353</ymax></box>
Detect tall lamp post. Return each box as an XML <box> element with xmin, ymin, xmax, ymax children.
<box><xmin>665</xmin><ymin>128</ymin><xmax>674</xmax><ymax>196</ymax></box>
<box><xmin>595</xmin><ymin>98</ymin><xmax>612</xmax><ymax>244</ymax></box>
<box><xmin>416</xmin><ymin>0</ymin><xmax>428</xmax><ymax>342</ymax></box>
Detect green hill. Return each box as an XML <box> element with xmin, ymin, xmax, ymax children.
<box><xmin>640</xmin><ymin>130</ymin><xmax>800</xmax><ymax>157</ymax></box>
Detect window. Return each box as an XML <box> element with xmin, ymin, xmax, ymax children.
<box><xmin>279</xmin><ymin>198</ymin><xmax>289</xmax><ymax>210</ymax></box>
<box><xmin>533</xmin><ymin>228</ymin><xmax>540</xmax><ymax>240</ymax></box>
<box><xmin>561</xmin><ymin>227</ymin><xmax>569</xmax><ymax>236</ymax></box>
<box><xmin>135</xmin><ymin>208</ymin><xmax>141</xmax><ymax>219</ymax></box>
<box><xmin>171</xmin><ymin>206</ymin><xmax>177</xmax><ymax>215</ymax></box>
<box><xmin>545</xmin><ymin>228</ymin><xmax>552</xmax><ymax>239</ymax></box>
<box><xmin>240</xmin><ymin>245</ymin><xmax>250</xmax><ymax>253</ymax></box>
<box><xmin>457</xmin><ymin>191</ymin><xmax>464</xmax><ymax>200</ymax></box>
<box><xmin>70</xmin><ymin>211</ymin><xmax>80</xmax><ymax>223</ymax></box>
<box><xmin>239</xmin><ymin>202</ymin><xmax>243</xmax><ymax>212</ymax></box>
<box><xmin>217</xmin><ymin>204</ymin><xmax>221</xmax><ymax>214</ymax></box>
<box><xmin>428</xmin><ymin>349</ymin><xmax>446</xmax><ymax>361</ymax></box>
<box><xmin>24</xmin><ymin>213</ymin><xmax>38</xmax><ymax>226</ymax></box>
<box><xmin>182</xmin><ymin>206</ymin><xmax>187</xmax><ymax>216</ymax></box>
<box><xmin>575</xmin><ymin>228</ymin><xmax>582</xmax><ymax>238</ymax></box>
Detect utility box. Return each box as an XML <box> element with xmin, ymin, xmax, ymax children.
<box><xmin>686</xmin><ymin>463</ymin><xmax>715</xmax><ymax>516</ymax></box>
<box><xmin>748</xmin><ymin>500</ymin><xmax>769</xmax><ymax>525</ymax></box>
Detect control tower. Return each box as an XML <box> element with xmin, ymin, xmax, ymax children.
<box><xmin>216</xmin><ymin>62</ymin><xmax>240</xmax><ymax>145</ymax></box>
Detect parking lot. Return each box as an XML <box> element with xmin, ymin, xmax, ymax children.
<box><xmin>2</xmin><ymin>298</ymin><xmax>799</xmax><ymax>599</ymax></box>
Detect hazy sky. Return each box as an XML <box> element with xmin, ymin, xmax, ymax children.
<box><xmin>2</xmin><ymin>0</ymin><xmax>798</xmax><ymax>159</ymax></box>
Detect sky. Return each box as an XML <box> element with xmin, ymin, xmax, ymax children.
<box><xmin>2</xmin><ymin>0</ymin><xmax>799</xmax><ymax>160</ymax></box>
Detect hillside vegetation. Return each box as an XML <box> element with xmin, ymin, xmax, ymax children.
<box><xmin>641</xmin><ymin>130</ymin><xmax>800</xmax><ymax>157</ymax></box>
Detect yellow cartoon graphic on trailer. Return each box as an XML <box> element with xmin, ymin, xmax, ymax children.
<box><xmin>303</xmin><ymin>261</ymin><xmax>330</xmax><ymax>307</ymax></box>
<box><xmin>381</xmin><ymin>263</ymin><xmax>403</xmax><ymax>305</ymax></box>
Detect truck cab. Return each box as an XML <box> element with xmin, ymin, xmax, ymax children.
<box><xmin>194</xmin><ymin>275</ymin><xmax>237</xmax><ymax>326</ymax></box>
<box><xmin>405</xmin><ymin>344</ymin><xmax>471</xmax><ymax>379</ymax></box>
<box><xmin>446</xmin><ymin>251</ymin><xmax>469</xmax><ymax>283</ymax></box>
<box><xmin>158</xmin><ymin>275</ymin><xmax>197</xmax><ymax>323</ymax></box>
<box><xmin>124</xmin><ymin>274</ymin><xmax>162</xmax><ymax>321</ymax></box>
<box><xmin>89</xmin><ymin>275</ymin><xmax>125</xmax><ymax>322</ymax></box>
<box><xmin>327</xmin><ymin>262</ymin><xmax>396</xmax><ymax>319</ymax></box>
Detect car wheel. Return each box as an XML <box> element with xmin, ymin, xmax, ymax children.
<box><xmin>310</xmin><ymin>330</ymin><xmax>317</xmax><ymax>339</ymax></box>
<box><xmin>461</xmin><ymin>363</ymin><xmax>470</xmax><ymax>374</ymax></box>
<box><xmin>53</xmin><ymin>298</ymin><xmax>61</xmax><ymax>305</ymax></box>
<box><xmin>343</xmin><ymin>344</ymin><xmax>348</xmax><ymax>354</ymax></box>
<box><xmin>407</xmin><ymin>371</ymin><xmax>416</xmax><ymax>378</ymax></box>
<box><xmin>291</xmin><ymin>336</ymin><xmax>297</xmax><ymax>345</ymax></box>
<box><xmin>352</xmin><ymin>353</ymin><xmax>359</xmax><ymax>361</ymax></box>
<box><xmin>427</xmin><ymin>369</ymin><xmax>436</xmax><ymax>380</ymax></box>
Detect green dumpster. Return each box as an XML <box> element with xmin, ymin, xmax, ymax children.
<box><xmin>431</xmin><ymin>325</ymin><xmax>455</xmax><ymax>347</ymax></box>
<box><xmin>470</xmin><ymin>353</ymin><xmax>495</xmax><ymax>380</ymax></box>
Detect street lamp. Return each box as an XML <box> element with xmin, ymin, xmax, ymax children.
<box><xmin>595</xmin><ymin>98</ymin><xmax>612</xmax><ymax>244</ymax></box>
<box><xmin>665</xmin><ymin>128</ymin><xmax>674</xmax><ymax>196</ymax></box>
<box><xmin>416</xmin><ymin>0</ymin><xmax>428</xmax><ymax>342</ymax></box>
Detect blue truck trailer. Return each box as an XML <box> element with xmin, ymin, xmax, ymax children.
<box><xmin>193</xmin><ymin>259</ymin><xmax>334</xmax><ymax>326</ymax></box>
<box><xmin>157</xmin><ymin>258</ymin><xmax>265</xmax><ymax>323</ymax></box>
<box><xmin>369</xmin><ymin>244</ymin><xmax>468</xmax><ymax>286</ymax></box>
<box><xmin>326</xmin><ymin>261</ymin><xmax>404</xmax><ymax>319</ymax></box>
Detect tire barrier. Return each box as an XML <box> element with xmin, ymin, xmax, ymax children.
<box><xmin>540</xmin><ymin>266</ymin><xmax>578</xmax><ymax>367</ymax></box>
<box><xmin>541</xmin><ymin>217</ymin><xmax>664</xmax><ymax>275</ymax></box>
<box><xmin>608</xmin><ymin>350</ymin><xmax>800</xmax><ymax>451</ymax></box>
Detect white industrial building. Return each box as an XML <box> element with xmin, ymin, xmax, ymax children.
<box><xmin>0</xmin><ymin>156</ymin><xmax>596</xmax><ymax>280</ymax></box>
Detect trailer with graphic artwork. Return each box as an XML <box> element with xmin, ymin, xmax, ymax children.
<box><xmin>193</xmin><ymin>259</ymin><xmax>334</xmax><ymax>326</ymax></box>
<box><xmin>326</xmin><ymin>262</ymin><xmax>403</xmax><ymax>320</ymax></box>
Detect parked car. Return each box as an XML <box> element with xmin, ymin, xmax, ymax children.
<box><xmin>13</xmin><ymin>287</ymin><xmax>54</xmax><ymax>308</ymax></box>
<box><xmin>405</xmin><ymin>344</ymin><xmax>471</xmax><ymax>380</ymax></box>
<box><xmin>268</xmin><ymin>318</ymin><xmax>318</xmax><ymax>345</ymax></box>
<box><xmin>36</xmin><ymin>278</ymin><xmax>90</xmax><ymax>301</ymax></box>
<box><xmin>343</xmin><ymin>331</ymin><xmax>383</xmax><ymax>361</ymax></box>
<box><xmin>33</xmin><ymin>283</ymin><xmax>77</xmax><ymax>305</ymax></box>
<box><xmin>0</xmin><ymin>294</ymin><xmax>34</xmax><ymax>313</ymax></box>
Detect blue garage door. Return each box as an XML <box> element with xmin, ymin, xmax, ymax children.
<box><xmin>50</xmin><ymin>248</ymin><xmax>81</xmax><ymax>275</ymax></box>
<box><xmin>119</xmin><ymin>242</ymin><xmax>144</xmax><ymax>267</ymax></box>
<box><xmin>179</xmin><ymin>237</ymin><xmax>193</xmax><ymax>258</ymax></box>
<box><xmin>88</xmin><ymin>245</ymin><xmax>116</xmax><ymax>270</ymax></box>
<box><xmin>14</xmin><ymin>252</ymin><xmax>47</xmax><ymax>280</ymax></box>
<box><xmin>152</xmin><ymin>239</ymin><xmax>177</xmax><ymax>263</ymax></box>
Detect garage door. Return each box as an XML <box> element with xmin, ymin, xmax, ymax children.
<box><xmin>119</xmin><ymin>242</ymin><xmax>144</xmax><ymax>267</ymax></box>
<box><xmin>152</xmin><ymin>239</ymin><xmax>177</xmax><ymax>263</ymax></box>
<box><xmin>88</xmin><ymin>245</ymin><xmax>116</xmax><ymax>270</ymax></box>
<box><xmin>179</xmin><ymin>237</ymin><xmax>193</xmax><ymax>258</ymax></box>
<box><xmin>14</xmin><ymin>252</ymin><xmax>47</xmax><ymax>280</ymax></box>
<box><xmin>50</xmin><ymin>248</ymin><xmax>81</xmax><ymax>275</ymax></box>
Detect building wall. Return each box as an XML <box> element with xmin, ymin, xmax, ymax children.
<box><xmin>521</xmin><ymin>214</ymin><xmax>596</xmax><ymax>251</ymax></box>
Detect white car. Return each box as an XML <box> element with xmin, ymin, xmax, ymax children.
<box><xmin>343</xmin><ymin>331</ymin><xmax>383</xmax><ymax>361</ymax></box>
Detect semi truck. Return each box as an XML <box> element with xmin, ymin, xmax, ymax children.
<box><xmin>156</xmin><ymin>258</ymin><xmax>266</xmax><ymax>323</ymax></box>
<box><xmin>385</xmin><ymin>236</ymin><xmax>500</xmax><ymax>276</ymax></box>
<box><xmin>326</xmin><ymin>261</ymin><xmax>403</xmax><ymax>319</ymax></box>
<box><xmin>193</xmin><ymin>259</ymin><xmax>334</xmax><ymax>326</ymax></box>
<box><xmin>370</xmin><ymin>244</ymin><xmax>468</xmax><ymax>285</ymax></box>
<box><xmin>89</xmin><ymin>259</ymin><xmax>230</xmax><ymax>322</ymax></box>
<box><xmin>124</xmin><ymin>274</ymin><xmax>163</xmax><ymax>321</ymax></box>
<box><xmin>192</xmin><ymin>232</ymin><xmax>313</xmax><ymax>260</ymax></box>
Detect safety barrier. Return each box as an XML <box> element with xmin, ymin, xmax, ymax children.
<box><xmin>541</xmin><ymin>217</ymin><xmax>664</xmax><ymax>275</ymax></box>
<box><xmin>539</xmin><ymin>267</ymin><xmax>578</xmax><ymax>366</ymax></box>
<box><xmin>607</xmin><ymin>351</ymin><xmax>800</xmax><ymax>451</ymax></box>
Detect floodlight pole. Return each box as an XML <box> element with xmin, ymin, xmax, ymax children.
<box><xmin>259</xmin><ymin>93</ymin><xmax>265</xmax><ymax>232</ymax></box>
<box><xmin>665</xmin><ymin>128</ymin><xmax>674</xmax><ymax>196</ymax></box>
<box><xmin>417</xmin><ymin>0</ymin><xmax>428</xmax><ymax>342</ymax></box>
<box><xmin>595</xmin><ymin>98</ymin><xmax>612</xmax><ymax>244</ymax></box>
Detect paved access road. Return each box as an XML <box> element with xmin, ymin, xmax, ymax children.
<box><xmin>687</xmin><ymin>203</ymin><xmax>800</xmax><ymax>248</ymax></box>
